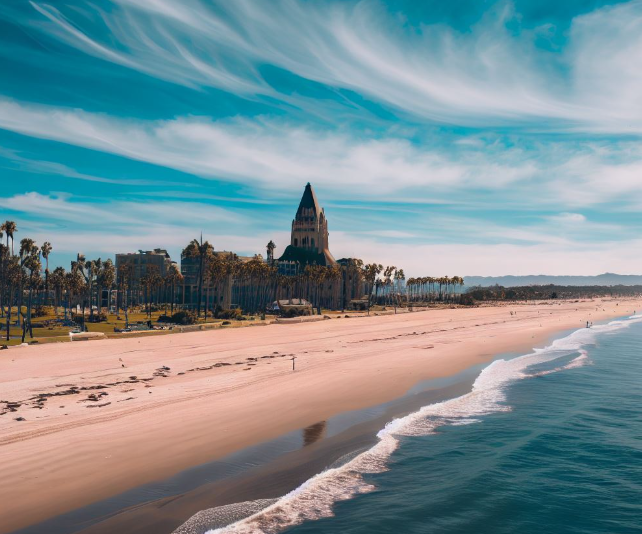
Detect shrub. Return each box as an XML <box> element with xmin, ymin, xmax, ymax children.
<box><xmin>71</xmin><ymin>312</ymin><xmax>107</xmax><ymax>323</ymax></box>
<box><xmin>169</xmin><ymin>310</ymin><xmax>196</xmax><ymax>325</ymax></box>
<box><xmin>283</xmin><ymin>307</ymin><xmax>312</xmax><ymax>318</ymax></box>
<box><xmin>87</xmin><ymin>313</ymin><xmax>107</xmax><ymax>323</ymax></box>
<box><xmin>32</xmin><ymin>306</ymin><xmax>55</xmax><ymax>318</ymax></box>
<box><xmin>459</xmin><ymin>294</ymin><xmax>476</xmax><ymax>306</ymax></box>
<box><xmin>214</xmin><ymin>308</ymin><xmax>243</xmax><ymax>320</ymax></box>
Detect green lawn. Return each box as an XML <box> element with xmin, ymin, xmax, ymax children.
<box><xmin>0</xmin><ymin>307</ymin><xmax>273</xmax><ymax>346</ymax></box>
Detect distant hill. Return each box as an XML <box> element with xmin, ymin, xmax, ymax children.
<box><xmin>463</xmin><ymin>273</ymin><xmax>642</xmax><ymax>288</ymax></box>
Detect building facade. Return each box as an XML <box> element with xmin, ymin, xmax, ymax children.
<box><xmin>180</xmin><ymin>250</ymin><xmax>262</xmax><ymax>310</ymax></box>
<box><xmin>278</xmin><ymin>183</ymin><xmax>336</xmax><ymax>274</ymax></box>
<box><xmin>115</xmin><ymin>249</ymin><xmax>174</xmax><ymax>284</ymax></box>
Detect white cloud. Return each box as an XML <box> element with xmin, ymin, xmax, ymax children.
<box><xmin>15</xmin><ymin>207</ymin><xmax>641</xmax><ymax>277</ymax></box>
<box><xmin>548</xmin><ymin>212</ymin><xmax>586</xmax><ymax>224</ymax></box>
<box><xmin>359</xmin><ymin>230</ymin><xmax>418</xmax><ymax>239</ymax></box>
<box><xmin>3</xmin><ymin>97</ymin><xmax>642</xmax><ymax>210</ymax></box>
<box><xmin>0</xmin><ymin>148</ymin><xmax>177</xmax><ymax>186</ymax></box>
<box><xmin>330</xmin><ymin>231</ymin><xmax>642</xmax><ymax>277</ymax></box>
<box><xmin>25</xmin><ymin>0</ymin><xmax>642</xmax><ymax>132</ymax></box>
<box><xmin>3</xmin><ymin>192</ymin><xmax>634</xmax><ymax>277</ymax></box>
<box><xmin>0</xmin><ymin>192</ymin><xmax>272</xmax><ymax>265</ymax></box>
<box><xmin>0</xmin><ymin>98</ymin><xmax>538</xmax><ymax>196</ymax></box>
<box><xmin>0</xmin><ymin>192</ymin><xmax>240</xmax><ymax>228</ymax></box>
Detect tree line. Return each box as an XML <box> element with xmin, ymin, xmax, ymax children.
<box><xmin>0</xmin><ymin>221</ymin><xmax>52</xmax><ymax>342</ymax></box>
<box><xmin>465</xmin><ymin>284</ymin><xmax>642</xmax><ymax>301</ymax></box>
<box><xmin>181</xmin><ymin>239</ymin><xmax>368</xmax><ymax>315</ymax></box>
<box><xmin>0</xmin><ymin>223</ymin><xmax>472</xmax><ymax>342</ymax></box>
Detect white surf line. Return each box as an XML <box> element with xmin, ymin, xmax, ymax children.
<box><xmin>189</xmin><ymin>315</ymin><xmax>642</xmax><ymax>534</ymax></box>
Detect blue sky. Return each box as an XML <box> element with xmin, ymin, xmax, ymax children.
<box><xmin>1</xmin><ymin>0</ymin><xmax>641</xmax><ymax>276</ymax></box>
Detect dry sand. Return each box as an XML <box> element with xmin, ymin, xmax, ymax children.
<box><xmin>0</xmin><ymin>298</ymin><xmax>638</xmax><ymax>533</ymax></box>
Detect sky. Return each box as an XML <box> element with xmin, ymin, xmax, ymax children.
<box><xmin>0</xmin><ymin>0</ymin><xmax>641</xmax><ymax>276</ymax></box>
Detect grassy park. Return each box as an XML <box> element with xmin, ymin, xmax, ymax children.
<box><xmin>0</xmin><ymin>307</ymin><xmax>276</xmax><ymax>346</ymax></box>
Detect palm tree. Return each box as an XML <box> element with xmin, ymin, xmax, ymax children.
<box><xmin>266</xmin><ymin>240</ymin><xmax>276</xmax><ymax>265</ymax></box>
<box><xmin>452</xmin><ymin>276</ymin><xmax>465</xmax><ymax>301</ymax></box>
<box><xmin>183</xmin><ymin>237</ymin><xmax>213</xmax><ymax>318</ymax></box>
<box><xmin>3</xmin><ymin>255</ymin><xmax>20</xmax><ymax>341</ymax></box>
<box><xmin>88</xmin><ymin>258</ymin><xmax>101</xmax><ymax>320</ymax></box>
<box><xmin>71</xmin><ymin>254</ymin><xmax>92</xmax><ymax>327</ymax></box>
<box><xmin>50</xmin><ymin>266</ymin><xmax>66</xmax><ymax>312</ymax></box>
<box><xmin>41</xmin><ymin>241</ymin><xmax>52</xmax><ymax>305</ymax></box>
<box><xmin>164</xmin><ymin>264</ymin><xmax>183</xmax><ymax>315</ymax></box>
<box><xmin>362</xmin><ymin>263</ymin><xmax>382</xmax><ymax>314</ymax></box>
<box><xmin>207</xmin><ymin>255</ymin><xmax>235</xmax><ymax>313</ymax></box>
<box><xmin>394</xmin><ymin>268</ymin><xmax>405</xmax><ymax>309</ymax></box>
<box><xmin>21</xmin><ymin>243</ymin><xmax>41</xmax><ymax>342</ymax></box>
<box><xmin>2</xmin><ymin>221</ymin><xmax>17</xmax><ymax>256</ymax></box>
<box><xmin>117</xmin><ymin>263</ymin><xmax>134</xmax><ymax>327</ymax></box>
<box><xmin>339</xmin><ymin>258</ymin><xmax>363</xmax><ymax>311</ymax></box>
<box><xmin>0</xmin><ymin>234</ymin><xmax>4</xmax><ymax>317</ymax></box>
<box><xmin>97</xmin><ymin>259</ymin><xmax>115</xmax><ymax>314</ymax></box>
<box><xmin>17</xmin><ymin>238</ymin><xmax>35</xmax><ymax>328</ymax></box>
<box><xmin>326</xmin><ymin>264</ymin><xmax>342</xmax><ymax>309</ymax></box>
<box><xmin>65</xmin><ymin>268</ymin><xmax>86</xmax><ymax>323</ymax></box>
<box><xmin>383</xmin><ymin>266</ymin><xmax>396</xmax><ymax>306</ymax></box>
<box><xmin>140</xmin><ymin>266</ymin><xmax>162</xmax><ymax>320</ymax></box>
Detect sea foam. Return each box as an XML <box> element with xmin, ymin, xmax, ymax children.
<box><xmin>173</xmin><ymin>315</ymin><xmax>642</xmax><ymax>534</ymax></box>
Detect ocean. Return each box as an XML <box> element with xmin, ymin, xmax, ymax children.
<box><xmin>197</xmin><ymin>314</ymin><xmax>642</xmax><ymax>534</ymax></box>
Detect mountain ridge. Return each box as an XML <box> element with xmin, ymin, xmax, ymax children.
<box><xmin>462</xmin><ymin>273</ymin><xmax>642</xmax><ymax>287</ymax></box>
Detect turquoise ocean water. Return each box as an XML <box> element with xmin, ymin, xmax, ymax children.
<box><xmin>201</xmin><ymin>314</ymin><xmax>642</xmax><ymax>534</ymax></box>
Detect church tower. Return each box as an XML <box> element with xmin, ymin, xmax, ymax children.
<box><xmin>277</xmin><ymin>183</ymin><xmax>336</xmax><ymax>270</ymax></box>
<box><xmin>290</xmin><ymin>183</ymin><xmax>329</xmax><ymax>253</ymax></box>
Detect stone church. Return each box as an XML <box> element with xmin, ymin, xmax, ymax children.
<box><xmin>278</xmin><ymin>183</ymin><xmax>336</xmax><ymax>274</ymax></box>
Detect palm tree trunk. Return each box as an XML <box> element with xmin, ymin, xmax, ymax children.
<box><xmin>17</xmin><ymin>278</ymin><xmax>23</xmax><ymax>328</ymax></box>
<box><xmin>22</xmin><ymin>282</ymin><xmax>33</xmax><ymax>342</ymax></box>
<box><xmin>124</xmin><ymin>288</ymin><xmax>129</xmax><ymax>328</ymax></box>
<box><xmin>21</xmin><ymin>309</ymin><xmax>27</xmax><ymax>343</ymax></box>
<box><xmin>6</xmin><ymin>285</ymin><xmax>12</xmax><ymax>342</ymax></box>
<box><xmin>27</xmin><ymin>285</ymin><xmax>34</xmax><ymax>338</ymax></box>
<box><xmin>197</xmin><ymin>256</ymin><xmax>204</xmax><ymax>318</ymax></box>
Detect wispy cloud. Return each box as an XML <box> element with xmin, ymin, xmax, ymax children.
<box><xmin>2</xmin><ymin>0</ymin><xmax>641</xmax><ymax>276</ymax></box>
<box><xmin>0</xmin><ymin>192</ymin><xmax>240</xmax><ymax>228</ymax></box>
<box><xmin>547</xmin><ymin>212</ymin><xmax>586</xmax><ymax>224</ymax></box>
<box><xmin>330</xmin><ymin>231</ymin><xmax>642</xmax><ymax>277</ymax></box>
<box><xmin>0</xmin><ymin>147</ymin><xmax>181</xmax><ymax>186</ymax></box>
<box><xmin>23</xmin><ymin>0</ymin><xmax>642</xmax><ymax>132</ymax></box>
<box><xmin>0</xmin><ymin>98</ymin><xmax>540</xmax><ymax>197</ymax></box>
<box><xmin>3</xmin><ymin>97</ymin><xmax>642</xmax><ymax>210</ymax></box>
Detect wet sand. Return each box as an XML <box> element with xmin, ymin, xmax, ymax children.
<box><xmin>28</xmin><ymin>366</ymin><xmax>481</xmax><ymax>534</ymax></box>
<box><xmin>1</xmin><ymin>299</ymin><xmax>637</xmax><ymax>533</ymax></box>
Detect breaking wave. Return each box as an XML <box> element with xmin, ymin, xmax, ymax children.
<box><xmin>173</xmin><ymin>315</ymin><xmax>642</xmax><ymax>534</ymax></box>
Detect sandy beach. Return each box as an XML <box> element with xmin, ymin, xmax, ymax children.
<box><xmin>0</xmin><ymin>299</ymin><xmax>639</xmax><ymax>534</ymax></box>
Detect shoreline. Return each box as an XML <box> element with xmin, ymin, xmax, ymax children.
<box><xmin>24</xmin><ymin>355</ymin><xmax>488</xmax><ymax>534</ymax></box>
<box><xmin>1</xmin><ymin>298</ymin><xmax>639</xmax><ymax>534</ymax></box>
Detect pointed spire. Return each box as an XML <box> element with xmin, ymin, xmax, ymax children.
<box><xmin>296</xmin><ymin>183</ymin><xmax>322</xmax><ymax>218</ymax></box>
